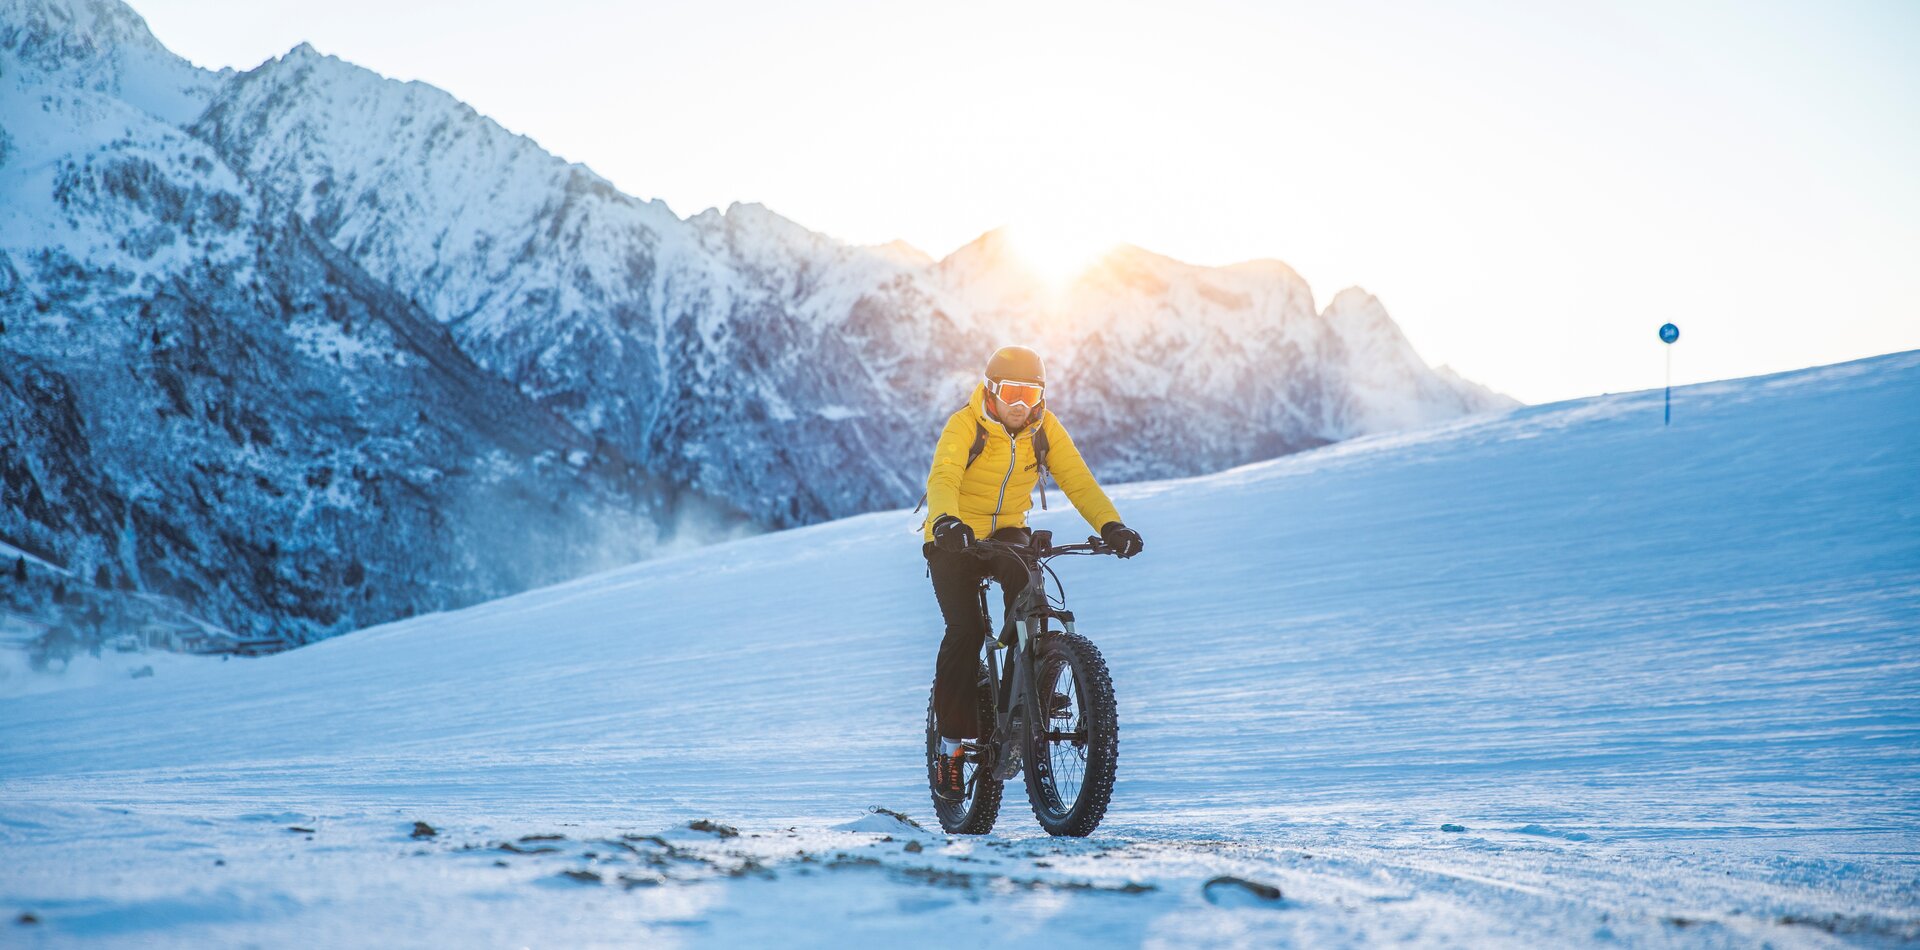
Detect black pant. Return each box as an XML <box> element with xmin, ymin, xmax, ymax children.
<box><xmin>927</xmin><ymin>527</ymin><xmax>1031</xmax><ymax>740</ymax></box>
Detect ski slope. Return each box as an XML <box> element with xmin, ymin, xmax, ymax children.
<box><xmin>4</xmin><ymin>353</ymin><xmax>1918</xmax><ymax>947</ymax></box>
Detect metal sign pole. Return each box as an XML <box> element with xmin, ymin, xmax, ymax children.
<box><xmin>1658</xmin><ymin>323</ymin><xmax>1679</xmax><ymax>426</ymax></box>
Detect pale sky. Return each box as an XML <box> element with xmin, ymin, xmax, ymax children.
<box><xmin>130</xmin><ymin>0</ymin><xmax>1919</xmax><ymax>404</ymax></box>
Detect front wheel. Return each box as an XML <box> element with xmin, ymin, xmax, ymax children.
<box><xmin>927</xmin><ymin>662</ymin><xmax>1004</xmax><ymax>834</ymax></box>
<box><xmin>1023</xmin><ymin>633</ymin><xmax>1119</xmax><ymax>837</ymax></box>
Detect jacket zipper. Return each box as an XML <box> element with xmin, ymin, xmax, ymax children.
<box><xmin>989</xmin><ymin>430</ymin><xmax>1017</xmax><ymax>534</ymax></box>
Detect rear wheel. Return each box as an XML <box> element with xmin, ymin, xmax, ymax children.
<box><xmin>927</xmin><ymin>662</ymin><xmax>1004</xmax><ymax>834</ymax></box>
<box><xmin>1023</xmin><ymin>633</ymin><xmax>1118</xmax><ymax>837</ymax></box>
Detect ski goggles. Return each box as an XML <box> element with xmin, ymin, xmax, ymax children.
<box><xmin>987</xmin><ymin>378</ymin><xmax>1045</xmax><ymax>409</ymax></box>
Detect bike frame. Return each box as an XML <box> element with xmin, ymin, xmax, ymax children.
<box><xmin>963</xmin><ymin>535</ymin><xmax>1106</xmax><ymax>782</ymax></box>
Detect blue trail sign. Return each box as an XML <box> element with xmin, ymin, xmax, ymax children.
<box><xmin>1659</xmin><ymin>324</ymin><xmax>1680</xmax><ymax>424</ymax></box>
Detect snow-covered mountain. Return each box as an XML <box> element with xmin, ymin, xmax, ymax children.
<box><xmin>0</xmin><ymin>0</ymin><xmax>744</xmax><ymax>647</ymax></box>
<box><xmin>2</xmin><ymin>353</ymin><xmax>1913</xmax><ymax>944</ymax></box>
<box><xmin>1</xmin><ymin>0</ymin><xmax>1513</xmax><ymax>647</ymax></box>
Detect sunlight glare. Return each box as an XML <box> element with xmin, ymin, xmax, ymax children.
<box><xmin>1003</xmin><ymin>220</ymin><xmax>1118</xmax><ymax>291</ymax></box>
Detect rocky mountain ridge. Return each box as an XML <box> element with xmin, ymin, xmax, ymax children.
<box><xmin>0</xmin><ymin>0</ymin><xmax>1515</xmax><ymax>654</ymax></box>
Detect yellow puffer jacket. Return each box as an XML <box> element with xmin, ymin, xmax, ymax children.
<box><xmin>922</xmin><ymin>383</ymin><xmax>1122</xmax><ymax>542</ymax></box>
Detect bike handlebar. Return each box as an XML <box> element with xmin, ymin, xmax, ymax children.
<box><xmin>962</xmin><ymin>534</ymin><xmax>1116</xmax><ymax>562</ymax></box>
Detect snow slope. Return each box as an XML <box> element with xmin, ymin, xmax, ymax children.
<box><xmin>2</xmin><ymin>353</ymin><xmax>1916</xmax><ymax>947</ymax></box>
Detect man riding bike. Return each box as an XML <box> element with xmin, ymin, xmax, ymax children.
<box><xmin>922</xmin><ymin>345</ymin><xmax>1143</xmax><ymax>802</ymax></box>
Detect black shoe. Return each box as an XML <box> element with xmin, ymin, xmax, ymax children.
<box><xmin>933</xmin><ymin>750</ymin><xmax>967</xmax><ymax>802</ymax></box>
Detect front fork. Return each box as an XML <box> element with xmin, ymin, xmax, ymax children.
<box><xmin>978</xmin><ymin>562</ymin><xmax>1074</xmax><ymax>780</ymax></box>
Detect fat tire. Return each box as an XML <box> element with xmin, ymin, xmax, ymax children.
<box><xmin>1023</xmin><ymin>632</ymin><xmax>1118</xmax><ymax>837</ymax></box>
<box><xmin>927</xmin><ymin>662</ymin><xmax>1004</xmax><ymax>834</ymax></box>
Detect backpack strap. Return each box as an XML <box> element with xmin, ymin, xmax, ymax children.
<box><xmin>913</xmin><ymin>418</ymin><xmax>993</xmax><ymax>515</ymax></box>
<box><xmin>1032</xmin><ymin>416</ymin><xmax>1050</xmax><ymax>510</ymax></box>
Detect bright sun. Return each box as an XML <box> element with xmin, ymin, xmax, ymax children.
<box><xmin>1002</xmin><ymin>220</ymin><xmax>1117</xmax><ymax>291</ymax></box>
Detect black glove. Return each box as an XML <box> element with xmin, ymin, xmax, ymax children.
<box><xmin>1101</xmin><ymin>521</ymin><xmax>1142</xmax><ymax>559</ymax></box>
<box><xmin>932</xmin><ymin>515</ymin><xmax>974</xmax><ymax>552</ymax></box>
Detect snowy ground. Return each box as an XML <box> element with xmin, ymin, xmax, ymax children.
<box><xmin>4</xmin><ymin>353</ymin><xmax>1918</xmax><ymax>947</ymax></box>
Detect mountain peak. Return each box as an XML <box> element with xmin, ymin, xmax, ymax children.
<box><xmin>1328</xmin><ymin>285</ymin><xmax>1379</xmax><ymax>306</ymax></box>
<box><xmin>865</xmin><ymin>239</ymin><xmax>932</xmax><ymax>267</ymax></box>
<box><xmin>2</xmin><ymin>0</ymin><xmax>217</xmax><ymax>123</ymax></box>
<box><xmin>940</xmin><ymin>226</ymin><xmax>1012</xmax><ymax>263</ymax></box>
<box><xmin>708</xmin><ymin>201</ymin><xmax>829</xmax><ymax>254</ymax></box>
<box><xmin>1100</xmin><ymin>242</ymin><xmax>1187</xmax><ymax>272</ymax></box>
<box><xmin>933</xmin><ymin>226</ymin><xmax>1049</xmax><ymax>298</ymax></box>
<box><xmin>1</xmin><ymin>0</ymin><xmax>167</xmax><ymax>50</ymax></box>
<box><xmin>1322</xmin><ymin>286</ymin><xmax>1405</xmax><ymax>344</ymax></box>
<box><xmin>722</xmin><ymin>201</ymin><xmax>801</xmax><ymax>230</ymax></box>
<box><xmin>1</xmin><ymin>0</ymin><xmax>170</xmax><ymax>57</ymax></box>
